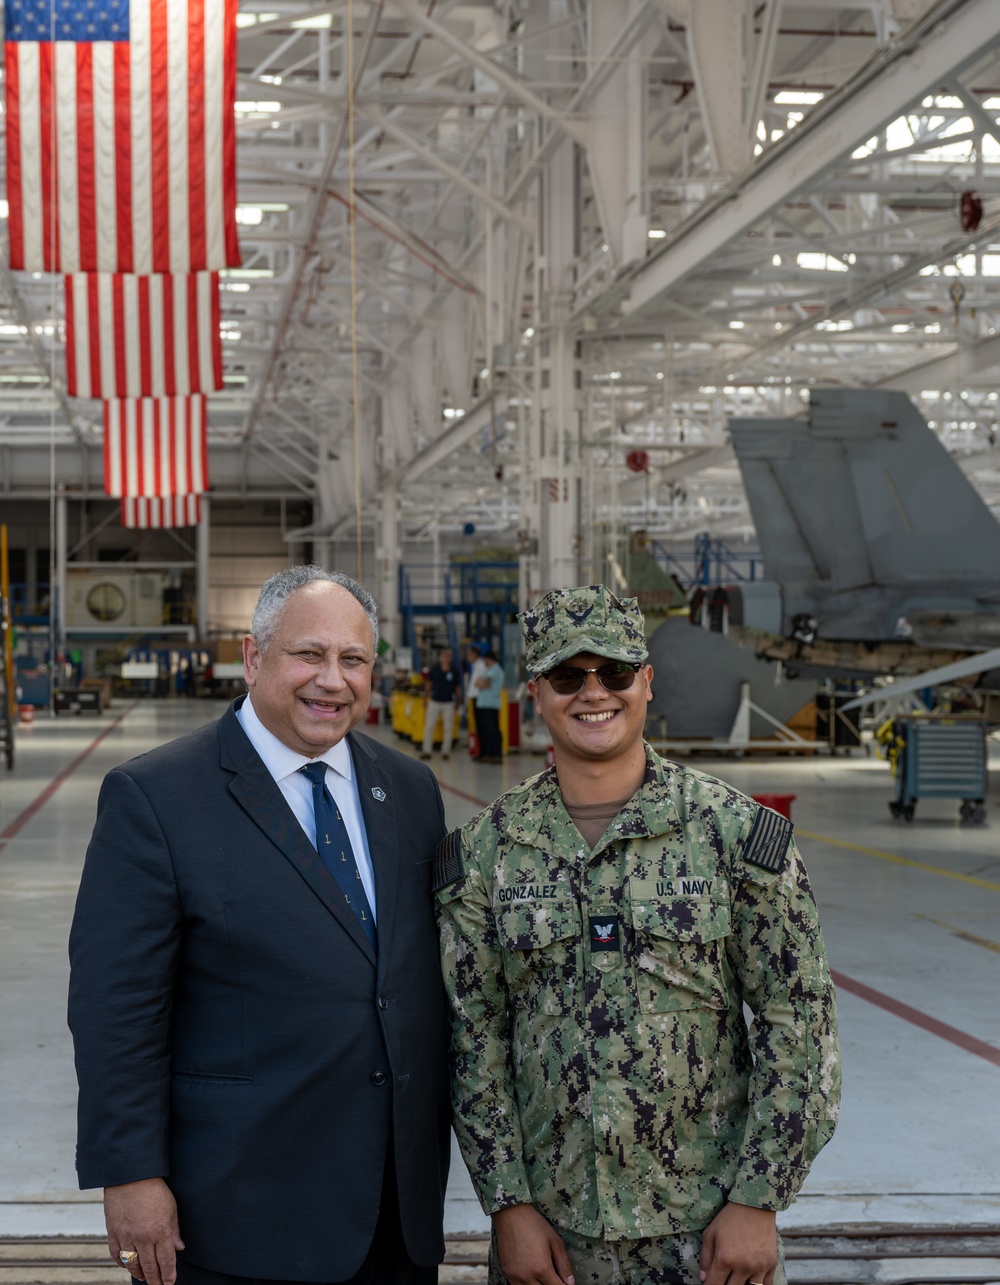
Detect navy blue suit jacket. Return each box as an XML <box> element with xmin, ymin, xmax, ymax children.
<box><xmin>69</xmin><ymin>700</ymin><xmax>450</xmax><ymax>1281</ymax></box>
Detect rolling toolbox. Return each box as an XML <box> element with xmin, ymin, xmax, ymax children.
<box><xmin>888</xmin><ymin>716</ymin><xmax>987</xmax><ymax>823</ymax></box>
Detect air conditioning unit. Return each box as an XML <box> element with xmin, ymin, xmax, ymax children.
<box><xmin>65</xmin><ymin>571</ymin><xmax>170</xmax><ymax>628</ymax></box>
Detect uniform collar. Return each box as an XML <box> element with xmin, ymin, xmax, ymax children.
<box><xmin>503</xmin><ymin>743</ymin><xmax>681</xmax><ymax>852</ymax></box>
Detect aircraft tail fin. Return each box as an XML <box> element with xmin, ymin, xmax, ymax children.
<box><xmin>729</xmin><ymin>389</ymin><xmax>1000</xmax><ymax>589</ymax></box>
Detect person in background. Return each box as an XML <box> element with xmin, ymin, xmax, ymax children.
<box><xmin>473</xmin><ymin>650</ymin><xmax>504</xmax><ymax>764</ymax></box>
<box><xmin>421</xmin><ymin>647</ymin><xmax>463</xmax><ymax>761</ymax></box>
<box><xmin>435</xmin><ymin>584</ymin><xmax>840</xmax><ymax>1285</ymax></box>
<box><xmin>466</xmin><ymin>645</ymin><xmax>486</xmax><ymax>758</ymax></box>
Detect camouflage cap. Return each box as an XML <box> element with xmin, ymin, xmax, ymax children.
<box><xmin>519</xmin><ymin>585</ymin><xmax>648</xmax><ymax>675</ymax></box>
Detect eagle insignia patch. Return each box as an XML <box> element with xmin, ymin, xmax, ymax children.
<box><xmin>589</xmin><ymin>915</ymin><xmax>620</xmax><ymax>953</ymax></box>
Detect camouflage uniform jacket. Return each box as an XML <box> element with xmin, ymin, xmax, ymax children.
<box><xmin>435</xmin><ymin>744</ymin><xmax>840</xmax><ymax>1240</ymax></box>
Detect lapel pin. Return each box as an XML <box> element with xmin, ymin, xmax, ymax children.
<box><xmin>371</xmin><ymin>786</ymin><xmax>386</xmax><ymax>802</ymax></box>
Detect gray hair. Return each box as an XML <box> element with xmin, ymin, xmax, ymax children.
<box><xmin>251</xmin><ymin>565</ymin><xmax>379</xmax><ymax>654</ymax></box>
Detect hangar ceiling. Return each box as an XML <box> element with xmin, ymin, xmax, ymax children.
<box><xmin>3</xmin><ymin>0</ymin><xmax>1000</xmax><ymax>578</ymax></box>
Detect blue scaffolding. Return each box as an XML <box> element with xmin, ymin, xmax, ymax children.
<box><xmin>399</xmin><ymin>561</ymin><xmax>519</xmax><ymax>670</ymax></box>
<box><xmin>648</xmin><ymin>533</ymin><xmax>764</xmax><ymax>588</ymax></box>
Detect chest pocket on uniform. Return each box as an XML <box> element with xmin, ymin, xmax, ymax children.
<box><xmin>629</xmin><ymin>892</ymin><xmax>730</xmax><ymax>1014</ymax></box>
<box><xmin>496</xmin><ymin>901</ymin><xmax>580</xmax><ymax>1013</ymax></box>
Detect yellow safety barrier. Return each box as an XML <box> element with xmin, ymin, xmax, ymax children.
<box><xmin>391</xmin><ymin>688</ymin><xmax>514</xmax><ymax>754</ymax></box>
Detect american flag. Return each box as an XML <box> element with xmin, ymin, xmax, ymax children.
<box><xmin>4</xmin><ymin>0</ymin><xmax>240</xmax><ymax>273</ymax></box>
<box><xmin>104</xmin><ymin>394</ymin><xmax>208</xmax><ymax>498</ymax></box>
<box><xmin>121</xmin><ymin>493</ymin><xmax>202</xmax><ymax>528</ymax></box>
<box><xmin>65</xmin><ymin>271</ymin><xmax>222</xmax><ymax>398</ymax></box>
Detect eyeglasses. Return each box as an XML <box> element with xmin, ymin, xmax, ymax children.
<box><xmin>540</xmin><ymin>661</ymin><xmax>642</xmax><ymax>695</ymax></box>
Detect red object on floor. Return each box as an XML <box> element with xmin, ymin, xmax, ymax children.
<box><xmin>365</xmin><ymin>707</ymin><xmax>379</xmax><ymax>724</ymax></box>
<box><xmin>545</xmin><ymin>744</ymin><xmax>555</xmax><ymax>768</ymax></box>
<box><xmin>469</xmin><ymin>729</ymin><xmax>480</xmax><ymax>758</ymax></box>
<box><xmin>506</xmin><ymin>700</ymin><xmax>520</xmax><ymax>749</ymax></box>
<box><xmin>751</xmin><ymin>793</ymin><xmax>796</xmax><ymax>820</ymax></box>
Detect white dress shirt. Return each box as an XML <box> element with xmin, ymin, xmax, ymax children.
<box><xmin>236</xmin><ymin>696</ymin><xmax>377</xmax><ymax>922</ymax></box>
<box><xmin>469</xmin><ymin>657</ymin><xmax>487</xmax><ymax>697</ymax></box>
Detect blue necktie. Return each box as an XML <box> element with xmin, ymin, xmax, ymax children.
<box><xmin>300</xmin><ymin>762</ymin><xmax>377</xmax><ymax>952</ymax></box>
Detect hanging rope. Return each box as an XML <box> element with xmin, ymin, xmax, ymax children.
<box><xmin>347</xmin><ymin>0</ymin><xmax>363</xmax><ymax>579</ymax></box>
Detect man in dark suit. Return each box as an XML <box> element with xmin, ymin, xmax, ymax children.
<box><xmin>68</xmin><ymin>567</ymin><xmax>450</xmax><ymax>1285</ymax></box>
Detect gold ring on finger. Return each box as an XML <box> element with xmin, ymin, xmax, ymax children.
<box><xmin>119</xmin><ymin>1251</ymin><xmax>139</xmax><ymax>1268</ymax></box>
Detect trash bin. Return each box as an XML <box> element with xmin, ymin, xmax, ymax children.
<box><xmin>751</xmin><ymin>793</ymin><xmax>796</xmax><ymax>820</ymax></box>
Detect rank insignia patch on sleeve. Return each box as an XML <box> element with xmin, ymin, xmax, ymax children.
<box><xmin>742</xmin><ymin>805</ymin><xmax>793</xmax><ymax>873</ymax></box>
<box><xmin>433</xmin><ymin>829</ymin><xmax>465</xmax><ymax>890</ymax></box>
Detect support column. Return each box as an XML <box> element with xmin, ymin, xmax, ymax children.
<box><xmin>315</xmin><ymin>538</ymin><xmax>333</xmax><ymax>571</ymax></box>
<box><xmin>654</xmin><ymin>0</ymin><xmax>750</xmax><ymax>176</ymax></box>
<box><xmin>588</xmin><ymin>0</ymin><xmax>648</xmax><ymax>266</ymax></box>
<box><xmin>375</xmin><ymin>480</ymin><xmax>401</xmax><ymax>652</ymax></box>
<box><xmin>55</xmin><ymin>491</ymin><xmax>67</xmax><ymax>652</ymax></box>
<box><xmin>521</xmin><ymin>1</ymin><xmax>582</xmax><ymax>600</ymax></box>
<box><xmin>196</xmin><ymin>495</ymin><xmax>211</xmax><ymax>641</ymax></box>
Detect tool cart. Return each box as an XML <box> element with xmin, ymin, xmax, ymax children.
<box><xmin>885</xmin><ymin>716</ymin><xmax>987</xmax><ymax>823</ymax></box>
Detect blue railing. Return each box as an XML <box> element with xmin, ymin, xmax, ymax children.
<box><xmin>8</xmin><ymin>582</ymin><xmax>51</xmax><ymax>624</ymax></box>
<box><xmin>649</xmin><ymin>535</ymin><xmax>764</xmax><ymax>587</ymax></box>
<box><xmin>399</xmin><ymin>561</ymin><xmax>519</xmax><ymax>669</ymax></box>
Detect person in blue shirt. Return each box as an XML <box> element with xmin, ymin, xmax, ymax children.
<box><xmin>421</xmin><ymin>647</ymin><xmax>463</xmax><ymax>760</ymax></box>
<box><xmin>473</xmin><ymin>650</ymin><xmax>504</xmax><ymax>763</ymax></box>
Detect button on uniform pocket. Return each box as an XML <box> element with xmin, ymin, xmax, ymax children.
<box><xmin>629</xmin><ymin>890</ymin><xmax>731</xmax><ymax>1014</ymax></box>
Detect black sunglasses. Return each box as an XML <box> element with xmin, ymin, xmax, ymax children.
<box><xmin>540</xmin><ymin>661</ymin><xmax>642</xmax><ymax>695</ymax></box>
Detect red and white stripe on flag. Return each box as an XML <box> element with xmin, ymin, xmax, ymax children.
<box><xmin>4</xmin><ymin>0</ymin><xmax>240</xmax><ymax>273</ymax></box>
<box><xmin>104</xmin><ymin>395</ymin><xmax>208</xmax><ymax>498</ymax></box>
<box><xmin>121</xmin><ymin>494</ymin><xmax>202</xmax><ymax>529</ymax></box>
<box><xmin>66</xmin><ymin>272</ymin><xmax>223</xmax><ymax>398</ymax></box>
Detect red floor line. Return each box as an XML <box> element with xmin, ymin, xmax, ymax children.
<box><xmin>831</xmin><ymin>969</ymin><xmax>1000</xmax><ymax>1068</ymax></box>
<box><xmin>0</xmin><ymin>702</ymin><xmax>138</xmax><ymax>853</ymax></box>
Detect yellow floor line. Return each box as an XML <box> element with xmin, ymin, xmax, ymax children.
<box><xmin>914</xmin><ymin>913</ymin><xmax>1000</xmax><ymax>956</ymax></box>
<box><xmin>795</xmin><ymin>828</ymin><xmax>1000</xmax><ymax>893</ymax></box>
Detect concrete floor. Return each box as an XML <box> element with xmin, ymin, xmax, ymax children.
<box><xmin>1</xmin><ymin>698</ymin><xmax>998</xmax><ymax>1240</ymax></box>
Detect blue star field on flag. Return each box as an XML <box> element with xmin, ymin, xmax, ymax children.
<box><xmin>4</xmin><ymin>0</ymin><xmax>129</xmax><ymax>43</ymax></box>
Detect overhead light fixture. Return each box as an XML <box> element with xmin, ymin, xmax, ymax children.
<box><xmin>774</xmin><ymin>90</ymin><xmax>824</xmax><ymax>105</ymax></box>
<box><xmin>234</xmin><ymin>101</ymin><xmax>282</xmax><ymax>115</ymax></box>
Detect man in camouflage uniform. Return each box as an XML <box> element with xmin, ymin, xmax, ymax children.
<box><xmin>435</xmin><ymin>586</ymin><xmax>840</xmax><ymax>1285</ymax></box>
